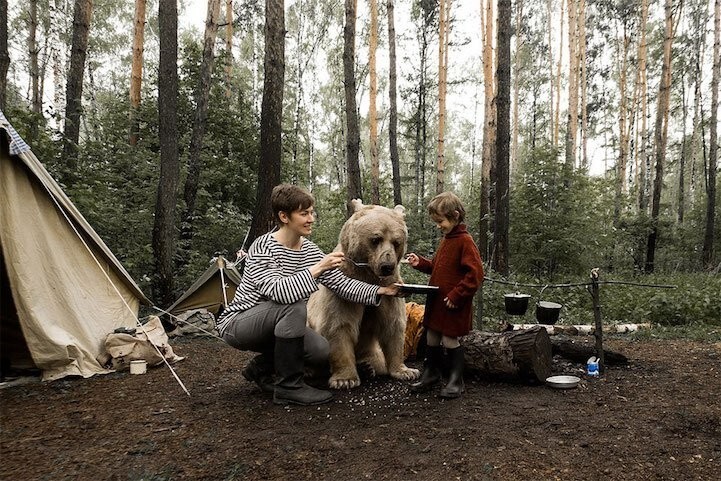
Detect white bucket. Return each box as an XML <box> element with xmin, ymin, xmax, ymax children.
<box><xmin>130</xmin><ymin>360</ymin><xmax>147</xmax><ymax>375</ymax></box>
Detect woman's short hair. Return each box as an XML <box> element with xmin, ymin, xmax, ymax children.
<box><xmin>428</xmin><ymin>191</ymin><xmax>465</xmax><ymax>222</ymax></box>
<box><xmin>271</xmin><ymin>184</ymin><xmax>315</xmax><ymax>224</ymax></box>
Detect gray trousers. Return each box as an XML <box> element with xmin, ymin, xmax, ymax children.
<box><xmin>220</xmin><ymin>300</ymin><xmax>329</xmax><ymax>365</ymax></box>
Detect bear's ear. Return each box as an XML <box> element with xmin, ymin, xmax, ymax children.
<box><xmin>351</xmin><ymin>199</ymin><xmax>364</xmax><ymax>212</ymax></box>
<box><xmin>393</xmin><ymin>205</ymin><xmax>406</xmax><ymax>217</ymax></box>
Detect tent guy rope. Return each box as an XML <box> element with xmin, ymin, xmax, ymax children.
<box><xmin>41</xmin><ymin>182</ymin><xmax>191</xmax><ymax>396</ymax></box>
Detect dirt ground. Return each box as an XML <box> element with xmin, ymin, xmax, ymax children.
<box><xmin>1</xmin><ymin>334</ymin><xmax>720</xmax><ymax>481</ymax></box>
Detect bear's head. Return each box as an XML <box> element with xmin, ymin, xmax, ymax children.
<box><xmin>339</xmin><ymin>199</ymin><xmax>407</xmax><ymax>282</ymax></box>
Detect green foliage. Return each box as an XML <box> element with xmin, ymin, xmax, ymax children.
<box><xmin>510</xmin><ymin>146</ymin><xmax>614</xmax><ymax>278</ymax></box>
<box><xmin>479</xmin><ymin>271</ymin><xmax>721</xmax><ymax>328</ymax></box>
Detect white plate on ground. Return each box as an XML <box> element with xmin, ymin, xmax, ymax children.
<box><xmin>545</xmin><ymin>375</ymin><xmax>581</xmax><ymax>389</ymax></box>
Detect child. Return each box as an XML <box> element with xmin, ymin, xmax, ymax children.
<box><xmin>406</xmin><ymin>191</ymin><xmax>484</xmax><ymax>398</ymax></box>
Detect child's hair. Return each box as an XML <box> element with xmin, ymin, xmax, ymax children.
<box><xmin>428</xmin><ymin>191</ymin><xmax>465</xmax><ymax>222</ymax></box>
<box><xmin>271</xmin><ymin>184</ymin><xmax>315</xmax><ymax>224</ymax></box>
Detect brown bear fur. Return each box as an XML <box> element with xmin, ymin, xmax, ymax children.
<box><xmin>307</xmin><ymin>200</ymin><xmax>420</xmax><ymax>389</ymax></box>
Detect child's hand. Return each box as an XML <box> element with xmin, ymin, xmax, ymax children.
<box><xmin>406</xmin><ymin>253</ymin><xmax>420</xmax><ymax>267</ymax></box>
<box><xmin>444</xmin><ymin>297</ymin><xmax>457</xmax><ymax>309</ymax></box>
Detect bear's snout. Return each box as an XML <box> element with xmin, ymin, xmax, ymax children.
<box><xmin>379</xmin><ymin>262</ymin><xmax>396</xmax><ymax>276</ymax></box>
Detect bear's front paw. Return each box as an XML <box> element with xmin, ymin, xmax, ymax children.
<box><xmin>356</xmin><ymin>360</ymin><xmax>376</xmax><ymax>380</ymax></box>
<box><xmin>390</xmin><ymin>365</ymin><xmax>420</xmax><ymax>381</ymax></box>
<box><xmin>329</xmin><ymin>374</ymin><xmax>362</xmax><ymax>390</ymax></box>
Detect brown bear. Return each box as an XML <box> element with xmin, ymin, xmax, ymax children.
<box><xmin>307</xmin><ymin>199</ymin><xmax>420</xmax><ymax>389</ymax></box>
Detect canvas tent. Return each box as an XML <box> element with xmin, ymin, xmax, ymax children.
<box><xmin>0</xmin><ymin>111</ymin><xmax>151</xmax><ymax>381</ymax></box>
<box><xmin>167</xmin><ymin>256</ymin><xmax>242</xmax><ymax>318</ymax></box>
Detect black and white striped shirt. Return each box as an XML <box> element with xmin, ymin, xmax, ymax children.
<box><xmin>216</xmin><ymin>233</ymin><xmax>380</xmax><ymax>336</ymax></box>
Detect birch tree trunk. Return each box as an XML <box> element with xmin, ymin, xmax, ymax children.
<box><xmin>62</xmin><ymin>0</ymin><xmax>93</xmax><ymax>172</ymax></box>
<box><xmin>436</xmin><ymin>0</ymin><xmax>449</xmax><ymax>195</ymax></box>
<box><xmin>369</xmin><ymin>0</ymin><xmax>380</xmax><ymax>204</ymax></box>
<box><xmin>480</xmin><ymin>0</ymin><xmax>495</xmax><ymax>261</ymax></box>
<box><xmin>387</xmin><ymin>0</ymin><xmax>402</xmax><ymax>206</ymax></box>
<box><xmin>0</xmin><ymin>0</ymin><xmax>8</xmax><ymax>111</ymax></box>
<box><xmin>129</xmin><ymin>0</ymin><xmax>146</xmax><ymax>146</ymax></box>
<box><xmin>493</xmin><ymin>0</ymin><xmax>511</xmax><ymax>276</ymax></box>
<box><xmin>703</xmin><ymin>0</ymin><xmax>720</xmax><ymax>268</ymax></box>
<box><xmin>344</xmin><ymin>0</ymin><xmax>362</xmax><ymax>217</ymax></box>
<box><xmin>181</xmin><ymin>0</ymin><xmax>222</xmax><ymax>252</ymax></box>
<box><xmin>153</xmin><ymin>0</ymin><xmax>180</xmax><ymax>307</ymax></box>
<box><xmin>645</xmin><ymin>0</ymin><xmax>676</xmax><ymax>273</ymax></box>
<box><xmin>249</xmin><ymin>0</ymin><xmax>285</xmax><ymax>241</ymax></box>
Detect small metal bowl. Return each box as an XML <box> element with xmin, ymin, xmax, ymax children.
<box><xmin>545</xmin><ymin>375</ymin><xmax>580</xmax><ymax>389</ymax></box>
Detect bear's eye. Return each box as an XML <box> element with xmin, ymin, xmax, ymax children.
<box><xmin>371</xmin><ymin>236</ymin><xmax>382</xmax><ymax>245</ymax></box>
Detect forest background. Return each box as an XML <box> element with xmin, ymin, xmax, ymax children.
<box><xmin>1</xmin><ymin>0</ymin><xmax>719</xmax><ymax>333</ymax></box>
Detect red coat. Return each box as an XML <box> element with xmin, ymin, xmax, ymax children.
<box><xmin>413</xmin><ymin>224</ymin><xmax>484</xmax><ymax>337</ymax></box>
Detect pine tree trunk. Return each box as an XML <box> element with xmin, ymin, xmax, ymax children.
<box><xmin>645</xmin><ymin>0</ymin><xmax>676</xmax><ymax>273</ymax></box>
<box><xmin>181</xmin><ymin>0</ymin><xmax>222</xmax><ymax>253</ymax></box>
<box><xmin>153</xmin><ymin>0</ymin><xmax>180</xmax><ymax>307</ymax></box>
<box><xmin>29</xmin><ymin>0</ymin><xmax>42</xmax><ymax>118</ymax></box>
<box><xmin>553</xmin><ymin>0</ymin><xmax>565</xmax><ymax>149</ymax></box>
<box><xmin>344</xmin><ymin>0</ymin><xmax>362</xmax><ymax>217</ymax></box>
<box><xmin>62</xmin><ymin>0</ymin><xmax>93</xmax><ymax>171</ymax></box>
<box><xmin>637</xmin><ymin>0</ymin><xmax>649</xmax><ymax>214</ymax></box>
<box><xmin>511</xmin><ymin>0</ymin><xmax>522</xmax><ymax>175</ymax></box>
<box><xmin>387</xmin><ymin>0</ymin><xmax>402</xmax><ymax>207</ymax></box>
<box><xmin>480</xmin><ymin>0</ymin><xmax>495</xmax><ymax>261</ymax></box>
<box><xmin>129</xmin><ymin>0</ymin><xmax>146</xmax><ymax>146</ymax></box>
<box><xmin>565</xmin><ymin>0</ymin><xmax>578</xmax><ymax>168</ymax></box>
<box><xmin>369</xmin><ymin>0</ymin><xmax>379</xmax><ymax>204</ymax></box>
<box><xmin>224</xmin><ymin>0</ymin><xmax>233</xmax><ymax>100</ymax></box>
<box><xmin>615</xmin><ymin>21</ymin><xmax>631</xmax><ymax>226</ymax></box>
<box><xmin>250</xmin><ymin>0</ymin><xmax>285</xmax><ymax>242</ymax></box>
<box><xmin>436</xmin><ymin>0</ymin><xmax>449</xmax><ymax>195</ymax></box>
<box><xmin>0</xmin><ymin>0</ymin><xmax>8</xmax><ymax>111</ymax></box>
<box><xmin>493</xmin><ymin>0</ymin><xmax>511</xmax><ymax>276</ymax></box>
<box><xmin>703</xmin><ymin>0</ymin><xmax>720</xmax><ymax>268</ymax></box>
<box><xmin>579</xmin><ymin>0</ymin><xmax>588</xmax><ymax>170</ymax></box>
<box><xmin>51</xmin><ymin>0</ymin><xmax>65</xmax><ymax>130</ymax></box>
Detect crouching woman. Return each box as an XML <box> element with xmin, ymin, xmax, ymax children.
<box><xmin>216</xmin><ymin>184</ymin><xmax>400</xmax><ymax>405</ymax></box>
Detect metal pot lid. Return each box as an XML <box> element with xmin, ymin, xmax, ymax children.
<box><xmin>537</xmin><ymin>301</ymin><xmax>562</xmax><ymax>309</ymax></box>
<box><xmin>505</xmin><ymin>293</ymin><xmax>531</xmax><ymax>299</ymax></box>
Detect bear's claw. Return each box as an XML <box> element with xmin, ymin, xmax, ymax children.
<box><xmin>329</xmin><ymin>376</ymin><xmax>362</xmax><ymax>390</ymax></box>
<box><xmin>390</xmin><ymin>366</ymin><xmax>420</xmax><ymax>381</ymax></box>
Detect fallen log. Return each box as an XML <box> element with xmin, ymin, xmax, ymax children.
<box><xmin>551</xmin><ymin>336</ymin><xmax>628</xmax><ymax>365</ymax></box>
<box><xmin>505</xmin><ymin>323</ymin><xmax>651</xmax><ymax>336</ymax></box>
<box><xmin>461</xmin><ymin>326</ymin><xmax>552</xmax><ymax>383</ymax></box>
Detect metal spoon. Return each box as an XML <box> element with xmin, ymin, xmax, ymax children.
<box><xmin>346</xmin><ymin>258</ymin><xmax>371</xmax><ymax>267</ymax></box>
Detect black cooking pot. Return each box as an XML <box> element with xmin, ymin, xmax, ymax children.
<box><xmin>504</xmin><ymin>293</ymin><xmax>531</xmax><ymax>316</ymax></box>
<box><xmin>535</xmin><ymin>301</ymin><xmax>562</xmax><ymax>325</ymax></box>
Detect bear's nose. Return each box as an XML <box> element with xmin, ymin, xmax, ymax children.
<box><xmin>379</xmin><ymin>263</ymin><xmax>395</xmax><ymax>276</ymax></box>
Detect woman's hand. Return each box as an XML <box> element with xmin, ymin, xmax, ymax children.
<box><xmin>310</xmin><ymin>252</ymin><xmax>345</xmax><ymax>278</ymax></box>
<box><xmin>406</xmin><ymin>253</ymin><xmax>420</xmax><ymax>267</ymax></box>
<box><xmin>378</xmin><ymin>284</ymin><xmax>402</xmax><ymax>297</ymax></box>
